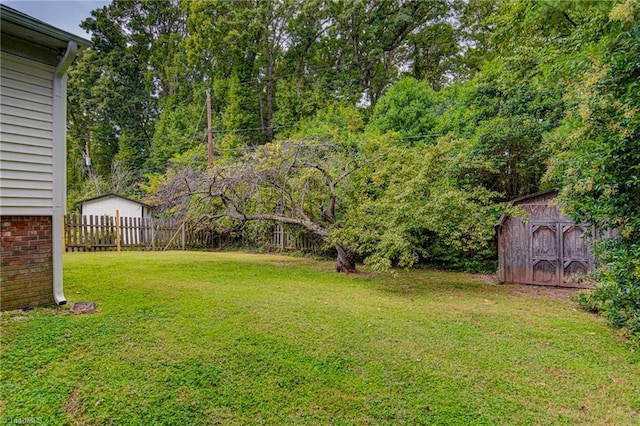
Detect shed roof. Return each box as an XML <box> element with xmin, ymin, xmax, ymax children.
<box><xmin>496</xmin><ymin>189</ymin><xmax>558</xmax><ymax>227</ymax></box>
<box><xmin>505</xmin><ymin>189</ymin><xmax>557</xmax><ymax>206</ymax></box>
<box><xmin>76</xmin><ymin>193</ymin><xmax>151</xmax><ymax>208</ymax></box>
<box><xmin>1</xmin><ymin>4</ymin><xmax>91</xmax><ymax>50</ymax></box>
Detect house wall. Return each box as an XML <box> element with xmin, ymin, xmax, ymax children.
<box><xmin>0</xmin><ymin>38</ymin><xmax>60</xmax><ymax>310</ymax></box>
<box><xmin>81</xmin><ymin>197</ymin><xmax>147</xmax><ymax>219</ymax></box>
<box><xmin>0</xmin><ymin>52</ymin><xmax>55</xmax><ymax>216</ymax></box>
<box><xmin>0</xmin><ymin>216</ymin><xmax>53</xmax><ymax>310</ymax></box>
<box><xmin>1</xmin><ymin>5</ymin><xmax>88</xmax><ymax>311</ymax></box>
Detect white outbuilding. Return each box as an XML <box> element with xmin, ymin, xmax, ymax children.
<box><xmin>76</xmin><ymin>193</ymin><xmax>151</xmax><ymax>220</ymax></box>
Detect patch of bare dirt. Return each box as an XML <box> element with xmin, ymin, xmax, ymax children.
<box><xmin>471</xmin><ymin>274</ymin><xmax>584</xmax><ymax>301</ymax></box>
<box><xmin>65</xmin><ymin>387</ymin><xmax>87</xmax><ymax>426</ymax></box>
<box><xmin>505</xmin><ymin>283</ymin><xmax>582</xmax><ymax>301</ymax></box>
<box><xmin>472</xmin><ymin>274</ymin><xmax>499</xmax><ymax>284</ymax></box>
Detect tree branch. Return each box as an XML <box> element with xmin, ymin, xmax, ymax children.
<box><xmin>208</xmin><ymin>208</ymin><xmax>329</xmax><ymax>241</ymax></box>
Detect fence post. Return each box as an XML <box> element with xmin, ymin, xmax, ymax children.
<box><xmin>86</xmin><ymin>215</ymin><xmax>91</xmax><ymax>250</ymax></box>
<box><xmin>151</xmin><ymin>218</ymin><xmax>156</xmax><ymax>251</ymax></box>
<box><xmin>182</xmin><ymin>222</ymin><xmax>186</xmax><ymax>251</ymax></box>
<box><xmin>115</xmin><ymin>210</ymin><xmax>121</xmax><ymax>252</ymax></box>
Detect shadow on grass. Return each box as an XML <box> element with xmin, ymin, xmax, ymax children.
<box><xmin>363</xmin><ymin>267</ymin><xmax>580</xmax><ymax>304</ymax></box>
<box><xmin>364</xmin><ymin>268</ymin><xmax>499</xmax><ymax>299</ymax></box>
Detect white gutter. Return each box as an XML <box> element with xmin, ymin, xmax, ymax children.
<box><xmin>55</xmin><ymin>41</ymin><xmax>78</xmax><ymax>78</ymax></box>
<box><xmin>52</xmin><ymin>40</ymin><xmax>78</xmax><ymax>305</ymax></box>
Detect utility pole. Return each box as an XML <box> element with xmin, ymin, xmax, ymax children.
<box><xmin>83</xmin><ymin>140</ymin><xmax>94</xmax><ymax>181</ymax></box>
<box><xmin>206</xmin><ymin>88</ymin><xmax>212</xmax><ymax>167</ymax></box>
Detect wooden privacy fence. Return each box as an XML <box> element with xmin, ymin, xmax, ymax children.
<box><xmin>64</xmin><ymin>214</ymin><xmax>184</xmax><ymax>252</ymax></box>
<box><xmin>272</xmin><ymin>223</ymin><xmax>323</xmax><ymax>252</ymax></box>
<box><xmin>64</xmin><ymin>214</ymin><xmax>324</xmax><ymax>253</ymax></box>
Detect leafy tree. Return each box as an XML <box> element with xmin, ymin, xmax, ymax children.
<box><xmin>407</xmin><ymin>20</ymin><xmax>459</xmax><ymax>89</ymax></box>
<box><xmin>366</xmin><ymin>77</ymin><xmax>440</xmax><ymax>145</ymax></box>
<box><xmin>72</xmin><ymin>0</ymin><xmax>484</xmax><ymax>194</ymax></box>
<box><xmin>544</xmin><ymin>1</ymin><xmax>640</xmax><ymax>341</ymax></box>
<box><xmin>320</xmin><ymin>0</ymin><xmax>451</xmax><ymax>106</ymax></box>
<box><xmin>149</xmin><ymin>93</ymin><xmax>209</xmax><ymax>170</ymax></box>
<box><xmin>149</xmin><ymin>101</ymin><xmax>505</xmax><ymax>273</ymax></box>
<box><xmin>338</xmin><ymin>135</ymin><xmax>502</xmax><ymax>272</ymax></box>
<box><xmin>466</xmin><ymin>61</ymin><xmax>564</xmax><ymax>198</ymax></box>
<box><xmin>150</xmin><ymin>138</ymin><xmax>365</xmax><ymax>272</ymax></box>
<box><xmin>450</xmin><ymin>0</ymin><xmax>500</xmax><ymax>80</ymax></box>
<box><xmin>68</xmin><ymin>0</ymin><xmax>185</xmax><ymax>193</ymax></box>
<box><xmin>546</xmin><ymin>1</ymin><xmax>639</xmax><ymax>235</ymax></box>
<box><xmin>183</xmin><ymin>0</ymin><xmax>287</xmax><ymax>144</ymax></box>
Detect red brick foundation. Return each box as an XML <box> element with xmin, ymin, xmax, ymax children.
<box><xmin>1</xmin><ymin>216</ymin><xmax>53</xmax><ymax>310</ymax></box>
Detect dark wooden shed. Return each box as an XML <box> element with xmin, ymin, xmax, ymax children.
<box><xmin>497</xmin><ymin>190</ymin><xmax>594</xmax><ymax>287</ymax></box>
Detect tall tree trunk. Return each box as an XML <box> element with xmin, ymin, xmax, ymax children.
<box><xmin>335</xmin><ymin>244</ymin><xmax>357</xmax><ymax>273</ymax></box>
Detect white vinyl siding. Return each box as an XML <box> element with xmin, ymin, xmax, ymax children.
<box><xmin>81</xmin><ymin>197</ymin><xmax>147</xmax><ymax>219</ymax></box>
<box><xmin>0</xmin><ymin>52</ymin><xmax>54</xmax><ymax>215</ymax></box>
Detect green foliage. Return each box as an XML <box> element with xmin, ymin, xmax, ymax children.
<box><xmin>220</xmin><ymin>73</ymin><xmax>258</xmax><ymax>148</ymax></box>
<box><xmin>66</xmin><ymin>176</ymin><xmax>111</xmax><ymax>213</ymax></box>
<box><xmin>294</xmin><ymin>103</ymin><xmax>365</xmax><ymax>143</ymax></box>
<box><xmin>546</xmin><ymin>1</ymin><xmax>640</xmax><ymax>341</ymax></box>
<box><xmin>451</xmin><ymin>0</ymin><xmax>499</xmax><ymax>79</ymax></box>
<box><xmin>407</xmin><ymin>20</ymin><xmax>460</xmax><ymax>89</ymax></box>
<box><xmin>69</xmin><ymin>0</ymin><xmax>472</xmax><ymax>187</ymax></box>
<box><xmin>576</xmin><ymin>241</ymin><xmax>640</xmax><ymax>344</ymax></box>
<box><xmin>273</xmin><ymin>78</ymin><xmax>331</xmax><ymax>136</ymax></box>
<box><xmin>547</xmin><ymin>7</ymin><xmax>640</xmax><ymax>233</ymax></box>
<box><xmin>67</xmin><ymin>0</ymin><xmax>185</xmax><ymax>191</ymax></box>
<box><xmin>150</xmin><ymin>95</ymin><xmax>209</xmax><ymax>170</ymax></box>
<box><xmin>463</xmin><ymin>57</ymin><xmax>565</xmax><ymax>199</ymax></box>
<box><xmin>149</xmin><ymin>103</ymin><xmax>503</xmax><ymax>273</ymax></box>
<box><xmin>339</xmin><ymin>136</ymin><xmax>502</xmax><ymax>272</ymax></box>
<box><xmin>367</xmin><ymin>77</ymin><xmax>439</xmax><ymax>144</ymax></box>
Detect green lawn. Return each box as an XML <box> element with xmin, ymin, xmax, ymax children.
<box><xmin>1</xmin><ymin>252</ymin><xmax>639</xmax><ymax>425</ymax></box>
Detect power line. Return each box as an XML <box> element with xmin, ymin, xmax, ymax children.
<box><xmin>189</xmin><ymin>96</ymin><xmax>208</xmax><ymax>145</ymax></box>
<box><xmin>210</xmin><ymin>141</ymin><xmax>341</xmax><ymax>153</ymax></box>
<box><xmin>211</xmin><ymin>123</ymin><xmax>300</xmax><ymax>135</ymax></box>
<box><xmin>69</xmin><ymin>97</ymin><xmax>451</xmax><ymax>145</ymax></box>
<box><xmin>217</xmin><ymin>56</ymin><xmax>383</xmax><ymax>89</ymax></box>
<box><xmin>70</xmin><ymin>126</ymin><xmax>441</xmax><ymax>144</ymax></box>
<box><xmin>200</xmin><ymin>107</ymin><xmax>447</xmax><ymax>138</ymax></box>
<box><xmin>203</xmin><ymin>131</ymin><xmax>443</xmax><ymax>154</ymax></box>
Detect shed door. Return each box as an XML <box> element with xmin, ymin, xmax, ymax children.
<box><xmin>561</xmin><ymin>225</ymin><xmax>591</xmax><ymax>284</ymax></box>
<box><xmin>531</xmin><ymin>222</ymin><xmax>590</xmax><ymax>286</ymax></box>
<box><xmin>531</xmin><ymin>224</ymin><xmax>558</xmax><ymax>285</ymax></box>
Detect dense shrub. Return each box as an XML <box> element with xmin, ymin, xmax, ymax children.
<box><xmin>576</xmin><ymin>240</ymin><xmax>640</xmax><ymax>346</ymax></box>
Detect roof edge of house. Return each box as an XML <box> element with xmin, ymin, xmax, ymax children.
<box><xmin>1</xmin><ymin>4</ymin><xmax>92</xmax><ymax>48</ymax></box>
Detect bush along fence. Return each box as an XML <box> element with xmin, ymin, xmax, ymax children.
<box><xmin>63</xmin><ymin>213</ymin><xmax>324</xmax><ymax>253</ymax></box>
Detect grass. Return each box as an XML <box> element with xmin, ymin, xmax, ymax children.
<box><xmin>1</xmin><ymin>251</ymin><xmax>639</xmax><ymax>425</ymax></box>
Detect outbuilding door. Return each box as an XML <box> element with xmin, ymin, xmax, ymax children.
<box><xmin>531</xmin><ymin>220</ymin><xmax>591</xmax><ymax>286</ymax></box>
